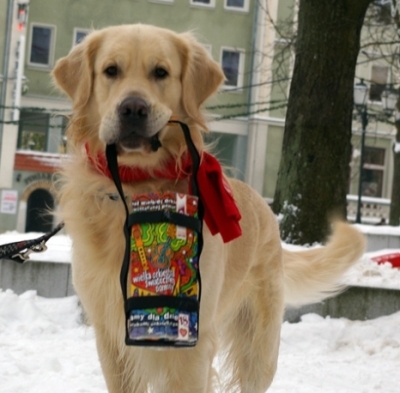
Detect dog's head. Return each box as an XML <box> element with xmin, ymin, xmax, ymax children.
<box><xmin>52</xmin><ymin>24</ymin><xmax>224</xmax><ymax>165</ymax></box>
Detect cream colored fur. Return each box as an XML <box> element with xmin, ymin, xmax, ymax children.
<box><xmin>53</xmin><ymin>24</ymin><xmax>365</xmax><ymax>393</ymax></box>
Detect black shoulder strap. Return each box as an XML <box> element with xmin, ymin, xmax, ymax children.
<box><xmin>105</xmin><ymin>143</ymin><xmax>131</xmax><ymax>300</ymax></box>
<box><xmin>169</xmin><ymin>120</ymin><xmax>201</xmax><ymax>197</ymax></box>
<box><xmin>105</xmin><ymin>121</ymin><xmax>204</xmax><ymax>305</ymax></box>
<box><xmin>105</xmin><ymin>144</ymin><xmax>129</xmax><ymax>216</ymax></box>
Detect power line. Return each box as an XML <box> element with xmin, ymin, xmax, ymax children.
<box><xmin>0</xmin><ymin>105</ymin><xmax>70</xmax><ymax>113</ymax></box>
<box><xmin>0</xmin><ymin>99</ymin><xmax>290</xmax><ymax>126</ymax></box>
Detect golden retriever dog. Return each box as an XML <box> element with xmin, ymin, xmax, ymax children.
<box><xmin>52</xmin><ymin>24</ymin><xmax>365</xmax><ymax>393</ymax></box>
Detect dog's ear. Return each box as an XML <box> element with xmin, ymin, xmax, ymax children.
<box><xmin>178</xmin><ymin>33</ymin><xmax>225</xmax><ymax>130</ymax></box>
<box><xmin>52</xmin><ymin>33</ymin><xmax>99</xmax><ymax>109</ymax></box>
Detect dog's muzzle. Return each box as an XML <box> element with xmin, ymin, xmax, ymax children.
<box><xmin>118</xmin><ymin>96</ymin><xmax>149</xmax><ymax>138</ymax></box>
<box><xmin>117</xmin><ymin>97</ymin><xmax>161</xmax><ymax>151</ymax></box>
<box><xmin>118</xmin><ymin>97</ymin><xmax>148</xmax><ymax>125</ymax></box>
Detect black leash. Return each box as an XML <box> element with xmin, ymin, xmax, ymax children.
<box><xmin>0</xmin><ymin>221</ymin><xmax>65</xmax><ymax>263</ymax></box>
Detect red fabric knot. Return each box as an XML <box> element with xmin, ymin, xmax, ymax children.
<box><xmin>85</xmin><ymin>144</ymin><xmax>242</xmax><ymax>243</ymax></box>
<box><xmin>197</xmin><ymin>153</ymin><xmax>242</xmax><ymax>243</ymax></box>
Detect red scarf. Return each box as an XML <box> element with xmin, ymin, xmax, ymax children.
<box><xmin>87</xmin><ymin>147</ymin><xmax>242</xmax><ymax>243</ymax></box>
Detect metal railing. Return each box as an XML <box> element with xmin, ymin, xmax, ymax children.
<box><xmin>264</xmin><ymin>195</ymin><xmax>391</xmax><ymax>225</ymax></box>
<box><xmin>347</xmin><ymin>194</ymin><xmax>391</xmax><ymax>224</ymax></box>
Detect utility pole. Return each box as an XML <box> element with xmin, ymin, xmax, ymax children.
<box><xmin>0</xmin><ymin>0</ymin><xmax>29</xmax><ymax>188</ymax></box>
<box><xmin>244</xmin><ymin>0</ymin><xmax>268</xmax><ymax>194</ymax></box>
<box><xmin>0</xmin><ymin>0</ymin><xmax>14</xmax><ymax>146</ymax></box>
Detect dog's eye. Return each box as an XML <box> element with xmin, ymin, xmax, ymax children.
<box><xmin>154</xmin><ymin>67</ymin><xmax>168</xmax><ymax>79</ymax></box>
<box><xmin>104</xmin><ymin>66</ymin><xmax>119</xmax><ymax>78</ymax></box>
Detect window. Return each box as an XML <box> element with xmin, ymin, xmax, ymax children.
<box><xmin>28</xmin><ymin>24</ymin><xmax>55</xmax><ymax>67</ymax></box>
<box><xmin>73</xmin><ymin>28</ymin><xmax>90</xmax><ymax>45</ymax></box>
<box><xmin>361</xmin><ymin>147</ymin><xmax>385</xmax><ymax>197</ymax></box>
<box><xmin>369</xmin><ymin>65</ymin><xmax>388</xmax><ymax>101</ymax></box>
<box><xmin>221</xmin><ymin>48</ymin><xmax>245</xmax><ymax>89</ymax></box>
<box><xmin>17</xmin><ymin>111</ymin><xmax>68</xmax><ymax>153</ymax></box>
<box><xmin>371</xmin><ymin>0</ymin><xmax>392</xmax><ymax>25</ymax></box>
<box><xmin>191</xmin><ymin>0</ymin><xmax>215</xmax><ymax>7</ymax></box>
<box><xmin>49</xmin><ymin>115</ymin><xmax>69</xmax><ymax>154</ymax></box>
<box><xmin>204</xmin><ymin>132</ymin><xmax>246</xmax><ymax>180</ymax></box>
<box><xmin>18</xmin><ymin>111</ymin><xmax>50</xmax><ymax>152</ymax></box>
<box><xmin>225</xmin><ymin>0</ymin><xmax>249</xmax><ymax>12</ymax></box>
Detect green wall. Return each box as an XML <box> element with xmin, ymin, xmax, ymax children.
<box><xmin>0</xmin><ymin>0</ymin><xmax>8</xmax><ymax>88</ymax></box>
<box><xmin>23</xmin><ymin>0</ymin><xmax>255</xmax><ymax>118</ymax></box>
<box><xmin>268</xmin><ymin>0</ymin><xmax>296</xmax><ymax>120</ymax></box>
<box><xmin>263</xmin><ymin>124</ymin><xmax>284</xmax><ymax>199</ymax></box>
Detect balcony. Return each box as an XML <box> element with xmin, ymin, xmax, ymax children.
<box><xmin>347</xmin><ymin>194</ymin><xmax>391</xmax><ymax>224</ymax></box>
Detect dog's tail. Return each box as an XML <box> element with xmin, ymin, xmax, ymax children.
<box><xmin>282</xmin><ymin>222</ymin><xmax>365</xmax><ymax>307</ymax></box>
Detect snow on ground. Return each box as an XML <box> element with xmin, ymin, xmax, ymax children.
<box><xmin>0</xmin><ymin>290</ymin><xmax>399</xmax><ymax>393</ymax></box>
<box><xmin>344</xmin><ymin>250</ymin><xmax>400</xmax><ymax>290</ymax></box>
<box><xmin>0</xmin><ymin>291</ymin><xmax>105</xmax><ymax>393</ymax></box>
<box><xmin>0</xmin><ymin>225</ymin><xmax>400</xmax><ymax>392</ymax></box>
<box><xmin>270</xmin><ymin>311</ymin><xmax>400</xmax><ymax>393</ymax></box>
<box><xmin>355</xmin><ymin>223</ymin><xmax>400</xmax><ymax>236</ymax></box>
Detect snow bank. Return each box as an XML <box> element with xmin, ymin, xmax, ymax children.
<box><xmin>0</xmin><ymin>290</ymin><xmax>399</xmax><ymax>393</ymax></box>
<box><xmin>270</xmin><ymin>311</ymin><xmax>400</xmax><ymax>392</ymax></box>
<box><xmin>1</xmin><ymin>225</ymin><xmax>400</xmax><ymax>392</ymax></box>
<box><xmin>0</xmin><ymin>290</ymin><xmax>105</xmax><ymax>393</ymax></box>
<box><xmin>355</xmin><ymin>223</ymin><xmax>400</xmax><ymax>236</ymax></box>
<box><xmin>2</xmin><ymin>227</ymin><xmax>400</xmax><ymax>289</ymax></box>
<box><xmin>344</xmin><ymin>250</ymin><xmax>400</xmax><ymax>290</ymax></box>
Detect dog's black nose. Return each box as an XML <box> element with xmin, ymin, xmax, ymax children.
<box><xmin>118</xmin><ymin>97</ymin><xmax>149</xmax><ymax>121</ymax></box>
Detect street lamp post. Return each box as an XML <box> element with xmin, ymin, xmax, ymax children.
<box><xmin>353</xmin><ymin>79</ymin><xmax>398</xmax><ymax>224</ymax></box>
<box><xmin>355</xmin><ymin>106</ymin><xmax>368</xmax><ymax>224</ymax></box>
<box><xmin>354</xmin><ymin>80</ymin><xmax>369</xmax><ymax>224</ymax></box>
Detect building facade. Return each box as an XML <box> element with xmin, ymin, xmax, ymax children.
<box><xmin>257</xmin><ymin>0</ymin><xmax>398</xmax><ymax>223</ymax></box>
<box><xmin>0</xmin><ymin>0</ymin><xmax>397</xmax><ymax>233</ymax></box>
<box><xmin>0</xmin><ymin>0</ymin><xmax>261</xmax><ymax>233</ymax></box>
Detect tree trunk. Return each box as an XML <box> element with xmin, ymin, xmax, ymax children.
<box><xmin>272</xmin><ymin>0</ymin><xmax>372</xmax><ymax>245</ymax></box>
<box><xmin>389</xmin><ymin>112</ymin><xmax>400</xmax><ymax>226</ymax></box>
<box><xmin>389</xmin><ymin>0</ymin><xmax>400</xmax><ymax>226</ymax></box>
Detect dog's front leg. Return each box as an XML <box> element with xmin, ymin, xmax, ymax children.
<box><xmin>134</xmin><ymin>328</ymin><xmax>218</xmax><ymax>393</ymax></box>
<box><xmin>94</xmin><ymin>325</ymin><xmax>129</xmax><ymax>393</ymax></box>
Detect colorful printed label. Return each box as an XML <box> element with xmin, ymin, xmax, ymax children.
<box><xmin>127</xmin><ymin>192</ymin><xmax>200</xmax><ymax>344</ymax></box>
